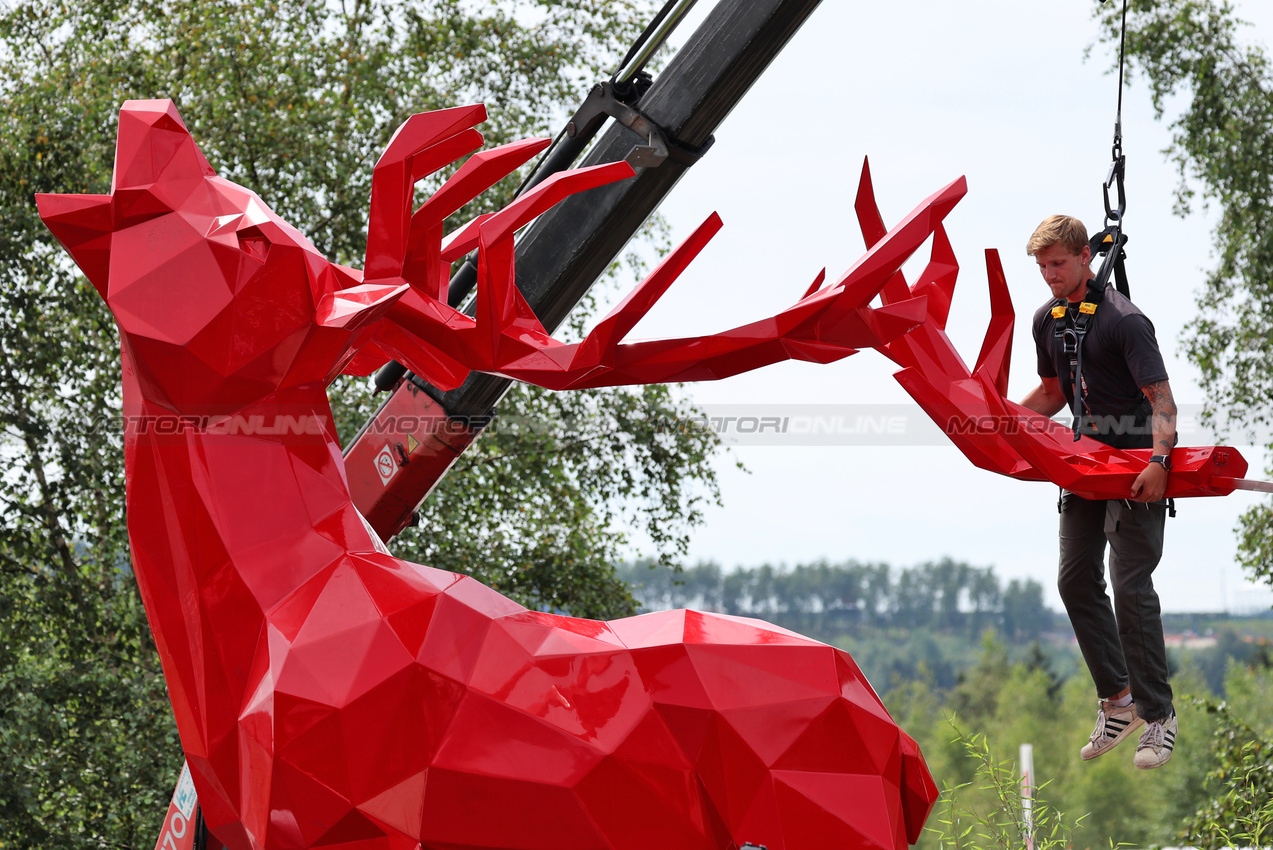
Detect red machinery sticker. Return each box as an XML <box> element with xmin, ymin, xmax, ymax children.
<box><xmin>153</xmin><ymin>762</ymin><xmax>197</xmax><ymax>850</ymax></box>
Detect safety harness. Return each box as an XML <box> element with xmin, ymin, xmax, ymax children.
<box><xmin>1051</xmin><ymin>278</ymin><xmax>1107</xmax><ymax>443</ymax></box>
<box><xmin>1052</xmin><ymin>279</ymin><xmax>1173</xmax><ymax>516</ymax></box>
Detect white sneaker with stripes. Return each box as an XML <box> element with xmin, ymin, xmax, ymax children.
<box><xmin>1134</xmin><ymin>713</ymin><xmax>1177</xmax><ymax>769</ymax></box>
<box><xmin>1080</xmin><ymin>699</ymin><xmax>1144</xmax><ymax>760</ymax></box>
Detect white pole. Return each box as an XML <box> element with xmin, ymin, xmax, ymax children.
<box><xmin>1020</xmin><ymin>742</ymin><xmax>1035</xmax><ymax>850</ymax></box>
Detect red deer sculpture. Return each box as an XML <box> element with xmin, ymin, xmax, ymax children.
<box><xmin>38</xmin><ymin>100</ymin><xmax>945</xmax><ymax>850</ymax></box>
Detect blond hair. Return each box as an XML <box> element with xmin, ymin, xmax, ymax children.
<box><xmin>1026</xmin><ymin>215</ymin><xmax>1088</xmax><ymax>256</ymax></box>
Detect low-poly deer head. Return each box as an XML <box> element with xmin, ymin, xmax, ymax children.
<box><xmin>37</xmin><ymin>99</ymin><xmax>402</xmax><ymax>417</ymax></box>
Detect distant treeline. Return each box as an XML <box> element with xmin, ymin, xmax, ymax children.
<box><xmin>617</xmin><ymin>557</ymin><xmax>1056</xmax><ymax>642</ymax></box>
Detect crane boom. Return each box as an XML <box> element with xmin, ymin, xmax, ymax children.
<box><xmin>345</xmin><ymin>0</ymin><xmax>826</xmax><ymax>540</ymax></box>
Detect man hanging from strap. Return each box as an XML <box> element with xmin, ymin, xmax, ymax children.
<box><xmin>1020</xmin><ymin>215</ymin><xmax>1178</xmax><ymax>769</ymax></box>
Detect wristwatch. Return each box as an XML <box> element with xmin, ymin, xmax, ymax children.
<box><xmin>1148</xmin><ymin>454</ymin><xmax>1172</xmax><ymax>472</ymax></box>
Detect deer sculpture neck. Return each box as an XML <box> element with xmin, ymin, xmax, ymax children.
<box><xmin>121</xmin><ymin>353</ymin><xmax>391</xmax><ymax>755</ymax></box>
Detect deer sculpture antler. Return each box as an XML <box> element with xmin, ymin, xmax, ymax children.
<box><xmin>338</xmin><ymin>104</ymin><xmax>959</xmax><ymax>391</ymax></box>
<box><xmin>853</xmin><ymin>160</ymin><xmax>1249</xmax><ymax>500</ymax></box>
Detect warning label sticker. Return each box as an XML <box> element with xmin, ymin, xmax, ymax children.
<box><xmin>407</xmin><ymin>434</ymin><xmax>421</xmax><ymax>455</ymax></box>
<box><xmin>374</xmin><ymin>445</ymin><xmax>398</xmax><ymax>485</ymax></box>
<box><xmin>173</xmin><ymin>762</ymin><xmax>197</xmax><ymax>819</ymax></box>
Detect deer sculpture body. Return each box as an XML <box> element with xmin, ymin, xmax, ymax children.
<box><xmin>38</xmin><ymin>100</ymin><xmax>949</xmax><ymax>850</ymax></box>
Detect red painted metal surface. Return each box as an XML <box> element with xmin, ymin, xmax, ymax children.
<box><xmin>853</xmin><ymin>160</ymin><xmax>1248</xmax><ymax>500</ymax></box>
<box><xmin>38</xmin><ymin>100</ymin><xmax>944</xmax><ymax>850</ymax></box>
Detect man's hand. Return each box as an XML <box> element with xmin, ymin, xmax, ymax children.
<box><xmin>1130</xmin><ymin>462</ymin><xmax>1168</xmax><ymax>502</ymax></box>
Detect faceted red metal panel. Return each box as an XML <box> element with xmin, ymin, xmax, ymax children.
<box><xmin>852</xmin><ymin>160</ymin><xmax>1249</xmax><ymax>500</ymax></box>
<box><xmin>37</xmin><ymin>100</ymin><xmax>942</xmax><ymax>850</ymax></box>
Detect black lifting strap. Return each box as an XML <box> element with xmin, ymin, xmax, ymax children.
<box><xmin>1096</xmin><ymin>0</ymin><xmax>1131</xmax><ymax>300</ymax></box>
<box><xmin>1089</xmin><ymin>151</ymin><xmax>1130</xmax><ymax>301</ymax></box>
<box><xmin>1060</xmin><ymin>0</ymin><xmax>1133</xmax><ymax>442</ymax></box>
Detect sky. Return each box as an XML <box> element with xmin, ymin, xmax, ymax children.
<box><xmin>595</xmin><ymin>0</ymin><xmax>1273</xmax><ymax>613</ymax></box>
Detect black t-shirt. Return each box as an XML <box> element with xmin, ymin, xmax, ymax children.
<box><xmin>1032</xmin><ymin>284</ymin><xmax>1168</xmax><ymax>448</ymax></box>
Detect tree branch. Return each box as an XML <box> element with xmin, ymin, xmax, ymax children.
<box><xmin>0</xmin><ymin>359</ymin><xmax>80</xmax><ymax>580</ymax></box>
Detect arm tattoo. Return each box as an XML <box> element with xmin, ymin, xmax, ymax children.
<box><xmin>1142</xmin><ymin>380</ymin><xmax>1177</xmax><ymax>453</ymax></box>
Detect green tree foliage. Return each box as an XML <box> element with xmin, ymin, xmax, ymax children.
<box><xmin>880</xmin><ymin>634</ymin><xmax>1273</xmax><ymax>849</ymax></box>
<box><xmin>620</xmin><ymin>558</ymin><xmax>1063</xmax><ymax>690</ymax></box>
<box><xmin>0</xmin><ymin>568</ymin><xmax>178</xmax><ymax>848</ymax></box>
<box><xmin>1179</xmin><ymin>696</ymin><xmax>1273</xmax><ymax>848</ymax></box>
<box><xmin>0</xmin><ymin>1</ymin><xmax>730</xmax><ymax>846</ymax></box>
<box><xmin>895</xmin><ymin>635</ymin><xmax>1229</xmax><ymax>850</ymax></box>
<box><xmin>621</xmin><ymin>557</ymin><xmax>1054</xmax><ymax>642</ymax></box>
<box><xmin>1094</xmin><ymin>0</ymin><xmax>1273</xmax><ymax>580</ymax></box>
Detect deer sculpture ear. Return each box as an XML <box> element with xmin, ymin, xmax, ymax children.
<box><xmin>36</xmin><ymin>192</ymin><xmax>113</xmax><ymax>298</ymax></box>
<box><xmin>36</xmin><ymin>100</ymin><xmax>218</xmax><ymax>300</ymax></box>
<box><xmin>113</xmin><ymin>99</ymin><xmax>216</xmax><ymax>191</ymax></box>
<box><xmin>111</xmin><ymin>99</ymin><xmax>216</xmax><ymax>227</ymax></box>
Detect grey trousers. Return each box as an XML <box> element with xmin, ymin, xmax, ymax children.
<box><xmin>1057</xmin><ymin>492</ymin><xmax>1173</xmax><ymax>722</ymax></box>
